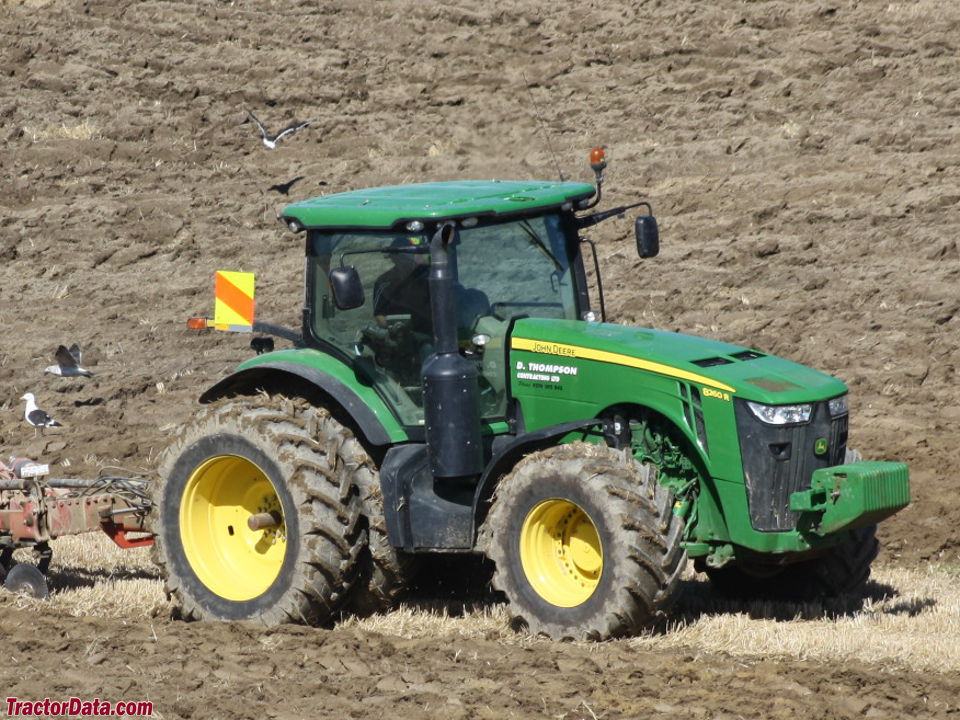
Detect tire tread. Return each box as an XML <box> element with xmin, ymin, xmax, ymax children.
<box><xmin>151</xmin><ymin>396</ymin><xmax>364</xmax><ymax>626</ymax></box>
<box><xmin>481</xmin><ymin>442</ymin><xmax>686</xmax><ymax>640</ymax></box>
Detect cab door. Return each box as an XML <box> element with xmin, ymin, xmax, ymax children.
<box><xmin>307</xmin><ymin>230</ymin><xmax>429</xmax><ymax>428</ymax></box>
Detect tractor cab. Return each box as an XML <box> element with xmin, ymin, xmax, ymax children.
<box><xmin>282</xmin><ymin>178</ymin><xmax>632</xmax><ymax>431</ymax></box>
<box><xmin>305</xmin><ymin>210</ymin><xmax>583</xmax><ymax>425</ymax></box>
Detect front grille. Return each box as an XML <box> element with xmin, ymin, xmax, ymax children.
<box><xmin>735</xmin><ymin>399</ymin><xmax>848</xmax><ymax>532</ymax></box>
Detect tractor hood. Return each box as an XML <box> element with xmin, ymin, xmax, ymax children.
<box><xmin>510</xmin><ymin>318</ymin><xmax>847</xmax><ymax>404</ymax></box>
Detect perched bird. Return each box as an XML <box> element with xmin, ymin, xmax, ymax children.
<box><xmin>44</xmin><ymin>344</ymin><xmax>92</xmax><ymax>378</ymax></box>
<box><xmin>245</xmin><ymin>109</ymin><xmax>311</xmax><ymax>149</ymax></box>
<box><xmin>21</xmin><ymin>393</ymin><xmax>62</xmax><ymax>436</ymax></box>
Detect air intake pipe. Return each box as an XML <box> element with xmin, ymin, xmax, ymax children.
<box><xmin>421</xmin><ymin>222</ymin><xmax>483</xmax><ymax>478</ymax></box>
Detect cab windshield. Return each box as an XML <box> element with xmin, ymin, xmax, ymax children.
<box><xmin>307</xmin><ymin>212</ymin><xmax>580</xmax><ymax>425</ymax></box>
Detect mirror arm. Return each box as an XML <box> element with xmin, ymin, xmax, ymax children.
<box><xmin>576</xmin><ymin>200</ymin><xmax>652</xmax><ymax>229</ymax></box>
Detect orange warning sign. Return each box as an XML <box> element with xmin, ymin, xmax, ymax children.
<box><xmin>214</xmin><ymin>271</ymin><xmax>255</xmax><ymax>331</ymax></box>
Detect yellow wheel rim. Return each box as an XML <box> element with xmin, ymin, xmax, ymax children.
<box><xmin>179</xmin><ymin>455</ymin><xmax>286</xmax><ymax>601</ymax></box>
<box><xmin>519</xmin><ymin>498</ymin><xmax>603</xmax><ymax>607</ymax></box>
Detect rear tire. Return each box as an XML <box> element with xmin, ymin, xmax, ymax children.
<box><xmin>481</xmin><ymin>442</ymin><xmax>686</xmax><ymax>640</ymax></box>
<box><xmin>342</xmin><ymin>451</ymin><xmax>418</xmax><ymax>616</ymax></box>
<box><xmin>152</xmin><ymin>396</ymin><xmax>363</xmax><ymax>625</ymax></box>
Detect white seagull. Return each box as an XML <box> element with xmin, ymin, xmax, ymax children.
<box><xmin>21</xmin><ymin>393</ymin><xmax>62</xmax><ymax>436</ymax></box>
<box><xmin>44</xmin><ymin>343</ymin><xmax>92</xmax><ymax>378</ymax></box>
<box><xmin>245</xmin><ymin>108</ymin><xmax>312</xmax><ymax>150</ymax></box>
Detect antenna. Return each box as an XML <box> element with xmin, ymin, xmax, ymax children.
<box><xmin>522</xmin><ymin>73</ymin><xmax>565</xmax><ymax>182</ymax></box>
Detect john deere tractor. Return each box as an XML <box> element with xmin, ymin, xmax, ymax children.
<box><xmin>152</xmin><ymin>149</ymin><xmax>910</xmax><ymax>639</ymax></box>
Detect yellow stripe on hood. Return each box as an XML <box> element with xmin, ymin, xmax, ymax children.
<box><xmin>511</xmin><ymin>337</ymin><xmax>737</xmax><ymax>394</ymax></box>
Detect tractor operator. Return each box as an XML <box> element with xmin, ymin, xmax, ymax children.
<box><xmin>373</xmin><ymin>236</ymin><xmax>432</xmax><ymax>333</ymax></box>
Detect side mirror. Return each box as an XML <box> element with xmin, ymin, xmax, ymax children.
<box><xmin>328</xmin><ymin>266</ymin><xmax>365</xmax><ymax>310</ymax></box>
<box><xmin>635</xmin><ymin>214</ymin><xmax>659</xmax><ymax>258</ymax></box>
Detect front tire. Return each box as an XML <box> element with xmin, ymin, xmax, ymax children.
<box><xmin>152</xmin><ymin>397</ymin><xmax>364</xmax><ymax>625</ymax></box>
<box><xmin>481</xmin><ymin>442</ymin><xmax>686</xmax><ymax>640</ymax></box>
<box><xmin>705</xmin><ymin>524</ymin><xmax>878</xmax><ymax>600</ymax></box>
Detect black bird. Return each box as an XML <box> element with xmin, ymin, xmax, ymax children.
<box><xmin>245</xmin><ymin>109</ymin><xmax>311</xmax><ymax>149</ymax></box>
<box><xmin>268</xmin><ymin>176</ymin><xmax>305</xmax><ymax>195</ymax></box>
<box><xmin>250</xmin><ymin>337</ymin><xmax>275</xmax><ymax>355</ymax></box>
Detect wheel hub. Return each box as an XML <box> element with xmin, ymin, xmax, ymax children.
<box><xmin>567</xmin><ymin>515</ymin><xmax>602</xmax><ymax>575</ymax></box>
<box><xmin>179</xmin><ymin>455</ymin><xmax>286</xmax><ymax>601</ymax></box>
<box><xmin>520</xmin><ymin>498</ymin><xmax>603</xmax><ymax>608</ymax></box>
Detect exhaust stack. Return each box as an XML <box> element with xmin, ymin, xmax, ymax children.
<box><xmin>421</xmin><ymin>223</ymin><xmax>483</xmax><ymax>478</ymax></box>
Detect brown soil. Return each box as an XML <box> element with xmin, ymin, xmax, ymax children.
<box><xmin>1</xmin><ymin>0</ymin><xmax>959</xmax><ymax>716</ymax></box>
<box><xmin>1</xmin><ymin>593</ymin><xmax>958</xmax><ymax>720</ymax></box>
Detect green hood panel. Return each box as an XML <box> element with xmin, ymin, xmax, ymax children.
<box><xmin>282</xmin><ymin>180</ymin><xmax>595</xmax><ymax>229</ymax></box>
<box><xmin>511</xmin><ymin>318</ymin><xmax>847</xmax><ymax>404</ymax></box>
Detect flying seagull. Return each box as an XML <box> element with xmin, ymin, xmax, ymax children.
<box><xmin>21</xmin><ymin>393</ymin><xmax>62</xmax><ymax>436</ymax></box>
<box><xmin>245</xmin><ymin>109</ymin><xmax>311</xmax><ymax>150</ymax></box>
<box><xmin>44</xmin><ymin>344</ymin><xmax>92</xmax><ymax>378</ymax></box>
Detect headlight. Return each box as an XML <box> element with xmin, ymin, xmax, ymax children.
<box><xmin>746</xmin><ymin>401</ymin><xmax>812</xmax><ymax>425</ymax></box>
<box><xmin>828</xmin><ymin>395</ymin><xmax>849</xmax><ymax>416</ymax></box>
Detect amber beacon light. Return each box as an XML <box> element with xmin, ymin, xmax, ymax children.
<box><xmin>589</xmin><ymin>145</ymin><xmax>607</xmax><ymax>172</ymax></box>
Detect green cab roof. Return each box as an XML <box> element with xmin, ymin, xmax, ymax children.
<box><xmin>281</xmin><ymin>180</ymin><xmax>596</xmax><ymax>230</ymax></box>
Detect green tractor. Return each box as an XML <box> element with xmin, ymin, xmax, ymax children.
<box><xmin>152</xmin><ymin>149</ymin><xmax>910</xmax><ymax>639</ymax></box>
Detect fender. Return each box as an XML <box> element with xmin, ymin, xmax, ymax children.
<box><xmin>470</xmin><ymin>418</ymin><xmax>606</xmax><ymax>539</ymax></box>
<box><xmin>199</xmin><ymin>358</ymin><xmax>408</xmax><ymax>446</ymax></box>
